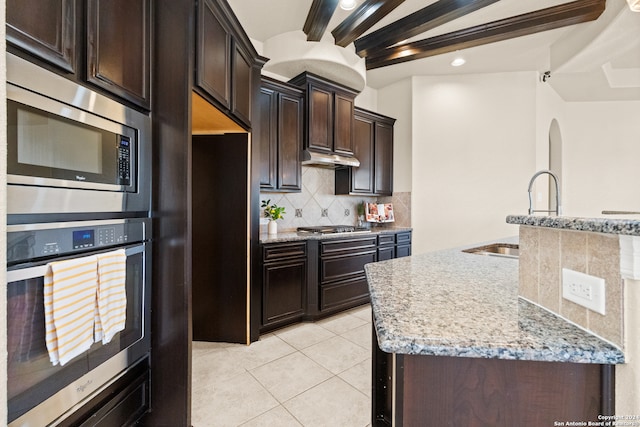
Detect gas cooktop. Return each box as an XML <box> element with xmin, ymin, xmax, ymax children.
<box><xmin>296</xmin><ymin>225</ymin><xmax>371</xmax><ymax>234</ymax></box>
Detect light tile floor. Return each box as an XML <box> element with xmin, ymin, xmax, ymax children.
<box><xmin>192</xmin><ymin>304</ymin><xmax>373</xmax><ymax>427</ymax></box>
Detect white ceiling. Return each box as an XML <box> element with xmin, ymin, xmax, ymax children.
<box><xmin>228</xmin><ymin>0</ymin><xmax>640</xmax><ymax>101</ymax></box>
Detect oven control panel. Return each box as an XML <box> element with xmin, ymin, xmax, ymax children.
<box><xmin>6</xmin><ymin>218</ymin><xmax>148</xmax><ymax>264</ymax></box>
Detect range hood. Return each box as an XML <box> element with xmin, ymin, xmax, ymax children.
<box><xmin>301</xmin><ymin>150</ymin><xmax>360</xmax><ymax>168</ymax></box>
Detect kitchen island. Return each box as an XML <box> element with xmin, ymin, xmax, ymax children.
<box><xmin>365</xmin><ymin>237</ymin><xmax>624</xmax><ymax>426</ymax></box>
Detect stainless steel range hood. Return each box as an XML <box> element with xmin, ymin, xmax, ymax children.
<box><xmin>301</xmin><ymin>150</ymin><xmax>360</xmax><ymax>168</ymax></box>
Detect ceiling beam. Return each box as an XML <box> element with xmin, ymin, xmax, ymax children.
<box><xmin>354</xmin><ymin>0</ymin><xmax>500</xmax><ymax>57</ymax></box>
<box><xmin>332</xmin><ymin>0</ymin><xmax>405</xmax><ymax>48</ymax></box>
<box><xmin>304</xmin><ymin>0</ymin><xmax>340</xmax><ymax>41</ymax></box>
<box><xmin>365</xmin><ymin>0</ymin><xmax>606</xmax><ymax>70</ymax></box>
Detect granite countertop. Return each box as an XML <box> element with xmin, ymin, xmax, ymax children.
<box><xmin>507</xmin><ymin>214</ymin><xmax>640</xmax><ymax>236</ymax></box>
<box><xmin>365</xmin><ymin>240</ymin><xmax>625</xmax><ymax>364</ymax></box>
<box><xmin>260</xmin><ymin>226</ymin><xmax>412</xmax><ymax>244</ymax></box>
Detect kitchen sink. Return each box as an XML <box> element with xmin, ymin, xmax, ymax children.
<box><xmin>462</xmin><ymin>243</ymin><xmax>519</xmax><ymax>259</ymax></box>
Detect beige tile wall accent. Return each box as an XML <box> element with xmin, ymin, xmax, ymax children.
<box><xmin>519</xmin><ymin>226</ymin><xmax>624</xmax><ymax>347</ymax></box>
<box><xmin>260</xmin><ymin>166</ymin><xmax>412</xmax><ymax>232</ymax></box>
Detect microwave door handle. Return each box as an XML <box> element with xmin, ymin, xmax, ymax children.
<box><xmin>7</xmin><ymin>244</ymin><xmax>145</xmax><ymax>283</ymax></box>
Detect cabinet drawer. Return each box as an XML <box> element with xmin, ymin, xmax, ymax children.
<box><xmin>396</xmin><ymin>231</ymin><xmax>412</xmax><ymax>244</ymax></box>
<box><xmin>378</xmin><ymin>246</ymin><xmax>394</xmax><ymax>261</ymax></box>
<box><xmin>320</xmin><ymin>236</ymin><xmax>377</xmax><ymax>255</ymax></box>
<box><xmin>320</xmin><ymin>250</ymin><xmax>376</xmax><ymax>283</ymax></box>
<box><xmin>378</xmin><ymin>234</ymin><xmax>395</xmax><ymax>246</ymax></box>
<box><xmin>263</xmin><ymin>242</ymin><xmax>307</xmax><ymax>261</ymax></box>
<box><xmin>396</xmin><ymin>245</ymin><xmax>411</xmax><ymax>258</ymax></box>
<box><xmin>320</xmin><ymin>277</ymin><xmax>369</xmax><ymax>311</ymax></box>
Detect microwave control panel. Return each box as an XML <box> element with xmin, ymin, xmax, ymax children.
<box><xmin>117</xmin><ymin>136</ymin><xmax>131</xmax><ymax>186</ymax></box>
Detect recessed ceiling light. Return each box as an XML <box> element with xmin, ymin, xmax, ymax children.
<box><xmin>451</xmin><ymin>57</ymin><xmax>466</xmax><ymax>67</ymax></box>
<box><xmin>340</xmin><ymin>0</ymin><xmax>357</xmax><ymax>11</ymax></box>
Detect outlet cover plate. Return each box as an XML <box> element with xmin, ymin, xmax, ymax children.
<box><xmin>562</xmin><ymin>268</ymin><xmax>606</xmax><ymax>315</ymax></box>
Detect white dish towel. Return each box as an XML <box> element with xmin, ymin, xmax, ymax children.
<box><xmin>44</xmin><ymin>255</ymin><xmax>99</xmax><ymax>366</ymax></box>
<box><xmin>95</xmin><ymin>249</ymin><xmax>128</xmax><ymax>344</ymax></box>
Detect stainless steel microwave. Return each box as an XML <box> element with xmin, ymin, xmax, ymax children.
<box><xmin>6</xmin><ymin>53</ymin><xmax>151</xmax><ymax>220</ymax></box>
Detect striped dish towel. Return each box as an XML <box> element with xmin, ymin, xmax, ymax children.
<box><xmin>44</xmin><ymin>255</ymin><xmax>99</xmax><ymax>366</ymax></box>
<box><xmin>95</xmin><ymin>249</ymin><xmax>127</xmax><ymax>344</ymax></box>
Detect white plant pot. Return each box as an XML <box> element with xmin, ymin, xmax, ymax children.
<box><xmin>268</xmin><ymin>220</ymin><xmax>278</xmax><ymax>235</ymax></box>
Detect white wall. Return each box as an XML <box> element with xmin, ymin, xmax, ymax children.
<box><xmin>561</xmin><ymin>101</ymin><xmax>640</xmax><ymax>217</ymax></box>
<box><xmin>402</xmin><ymin>72</ymin><xmax>537</xmax><ymax>253</ymax></box>
<box><xmin>377</xmin><ymin>78</ymin><xmax>412</xmax><ymax>193</ymax></box>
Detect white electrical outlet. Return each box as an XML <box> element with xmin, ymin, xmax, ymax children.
<box><xmin>562</xmin><ymin>268</ymin><xmax>606</xmax><ymax>315</ymax></box>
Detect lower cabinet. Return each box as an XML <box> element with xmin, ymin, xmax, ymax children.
<box><xmin>372</xmin><ymin>331</ymin><xmax>614</xmax><ymax>425</ymax></box>
<box><xmin>318</xmin><ymin>235</ymin><xmax>377</xmax><ymax>314</ymax></box>
<box><xmin>395</xmin><ymin>231</ymin><xmax>412</xmax><ymax>258</ymax></box>
<box><xmin>260</xmin><ymin>230</ymin><xmax>412</xmax><ymax>331</ymax></box>
<box><xmin>261</xmin><ymin>242</ymin><xmax>307</xmax><ymax>332</ymax></box>
<box><xmin>377</xmin><ymin>234</ymin><xmax>395</xmax><ymax>261</ymax></box>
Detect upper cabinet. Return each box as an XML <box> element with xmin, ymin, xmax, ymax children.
<box><xmin>6</xmin><ymin>0</ymin><xmax>76</xmax><ymax>73</ymax></box>
<box><xmin>196</xmin><ymin>0</ymin><xmax>260</xmax><ymax>128</ymax></box>
<box><xmin>86</xmin><ymin>0</ymin><xmax>151</xmax><ymax>109</ymax></box>
<box><xmin>336</xmin><ymin>107</ymin><xmax>395</xmax><ymax>196</ymax></box>
<box><xmin>289</xmin><ymin>72</ymin><xmax>358</xmax><ymax>157</ymax></box>
<box><xmin>7</xmin><ymin>0</ymin><xmax>151</xmax><ymax>110</ymax></box>
<box><xmin>259</xmin><ymin>78</ymin><xmax>304</xmax><ymax>192</ymax></box>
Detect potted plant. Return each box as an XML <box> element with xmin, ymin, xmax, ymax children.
<box><xmin>261</xmin><ymin>199</ymin><xmax>286</xmax><ymax>234</ymax></box>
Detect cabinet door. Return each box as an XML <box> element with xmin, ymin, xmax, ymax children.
<box><xmin>277</xmin><ymin>93</ymin><xmax>303</xmax><ymax>191</ymax></box>
<box><xmin>350</xmin><ymin>113</ymin><xmax>375</xmax><ymax>194</ymax></box>
<box><xmin>378</xmin><ymin>247</ymin><xmax>395</xmax><ymax>261</ymax></box>
<box><xmin>374</xmin><ymin>121</ymin><xmax>394</xmax><ymax>196</ymax></box>
<box><xmin>86</xmin><ymin>0</ymin><xmax>151</xmax><ymax>109</ymax></box>
<box><xmin>259</xmin><ymin>86</ymin><xmax>277</xmax><ymax>190</ymax></box>
<box><xmin>333</xmin><ymin>93</ymin><xmax>354</xmax><ymax>155</ymax></box>
<box><xmin>7</xmin><ymin>0</ymin><xmax>76</xmax><ymax>73</ymax></box>
<box><xmin>232</xmin><ymin>42</ymin><xmax>252</xmax><ymax>126</ymax></box>
<box><xmin>196</xmin><ymin>0</ymin><xmax>231</xmax><ymax>109</ymax></box>
<box><xmin>263</xmin><ymin>259</ymin><xmax>306</xmax><ymax>328</ymax></box>
<box><xmin>308</xmin><ymin>85</ymin><xmax>333</xmax><ymax>152</ymax></box>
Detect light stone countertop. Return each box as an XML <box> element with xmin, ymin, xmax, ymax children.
<box><xmin>507</xmin><ymin>214</ymin><xmax>640</xmax><ymax>236</ymax></box>
<box><xmin>365</xmin><ymin>239</ymin><xmax>625</xmax><ymax>364</ymax></box>
<box><xmin>259</xmin><ymin>226</ymin><xmax>412</xmax><ymax>244</ymax></box>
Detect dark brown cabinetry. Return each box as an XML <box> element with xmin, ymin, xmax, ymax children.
<box><xmin>261</xmin><ymin>242</ymin><xmax>307</xmax><ymax>332</ymax></box>
<box><xmin>373</xmin><ymin>331</ymin><xmax>614</xmax><ymax>426</ymax></box>
<box><xmin>289</xmin><ymin>72</ymin><xmax>358</xmax><ymax>156</ymax></box>
<box><xmin>377</xmin><ymin>234</ymin><xmax>395</xmax><ymax>261</ymax></box>
<box><xmin>6</xmin><ymin>0</ymin><xmax>76</xmax><ymax>73</ymax></box>
<box><xmin>259</xmin><ymin>78</ymin><xmax>304</xmax><ymax>192</ymax></box>
<box><xmin>196</xmin><ymin>0</ymin><xmax>255</xmax><ymax>127</ymax></box>
<box><xmin>318</xmin><ymin>236</ymin><xmax>377</xmax><ymax>314</ymax></box>
<box><xmin>395</xmin><ymin>231</ymin><xmax>412</xmax><ymax>258</ymax></box>
<box><xmin>87</xmin><ymin>0</ymin><xmax>151</xmax><ymax>109</ymax></box>
<box><xmin>260</xmin><ymin>230</ymin><xmax>411</xmax><ymax>332</ymax></box>
<box><xmin>7</xmin><ymin>0</ymin><xmax>151</xmax><ymax>109</ymax></box>
<box><xmin>336</xmin><ymin>108</ymin><xmax>395</xmax><ymax>196</ymax></box>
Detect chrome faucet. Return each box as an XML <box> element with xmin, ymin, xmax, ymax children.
<box><xmin>527</xmin><ymin>170</ymin><xmax>562</xmax><ymax>216</ymax></box>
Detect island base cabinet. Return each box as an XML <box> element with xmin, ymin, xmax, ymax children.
<box><xmin>373</xmin><ymin>334</ymin><xmax>614</xmax><ymax>426</ymax></box>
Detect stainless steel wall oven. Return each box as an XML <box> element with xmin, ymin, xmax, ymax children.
<box><xmin>5</xmin><ymin>53</ymin><xmax>152</xmax><ymax>426</ymax></box>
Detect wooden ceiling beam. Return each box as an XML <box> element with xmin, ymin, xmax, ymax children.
<box><xmin>354</xmin><ymin>0</ymin><xmax>499</xmax><ymax>57</ymax></box>
<box><xmin>365</xmin><ymin>0</ymin><xmax>606</xmax><ymax>70</ymax></box>
<box><xmin>304</xmin><ymin>0</ymin><xmax>340</xmax><ymax>41</ymax></box>
<box><xmin>332</xmin><ymin>0</ymin><xmax>405</xmax><ymax>48</ymax></box>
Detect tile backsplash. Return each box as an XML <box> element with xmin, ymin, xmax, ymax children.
<box><xmin>518</xmin><ymin>226</ymin><xmax>623</xmax><ymax>348</ymax></box>
<box><xmin>260</xmin><ymin>166</ymin><xmax>411</xmax><ymax>233</ymax></box>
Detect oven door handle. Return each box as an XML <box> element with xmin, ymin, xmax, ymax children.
<box><xmin>7</xmin><ymin>244</ymin><xmax>145</xmax><ymax>283</ymax></box>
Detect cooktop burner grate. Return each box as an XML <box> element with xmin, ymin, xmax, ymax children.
<box><xmin>296</xmin><ymin>225</ymin><xmax>369</xmax><ymax>234</ymax></box>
